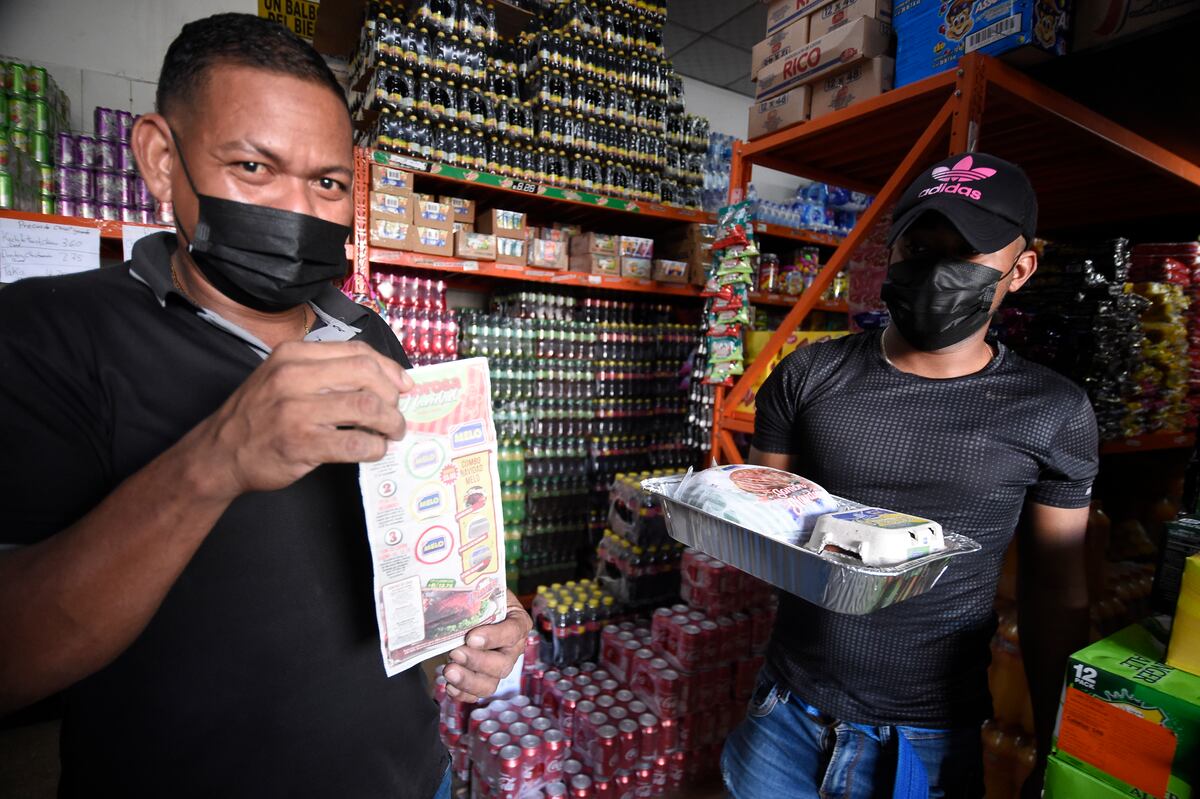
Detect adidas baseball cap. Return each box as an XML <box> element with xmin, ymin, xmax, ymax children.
<box><xmin>887</xmin><ymin>152</ymin><xmax>1038</xmax><ymax>254</ymax></box>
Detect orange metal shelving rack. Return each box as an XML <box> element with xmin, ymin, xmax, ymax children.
<box><xmin>711</xmin><ymin>52</ymin><xmax>1200</xmax><ymax>465</ymax></box>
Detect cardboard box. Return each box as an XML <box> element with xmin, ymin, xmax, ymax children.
<box><xmin>810</xmin><ymin>57</ymin><xmax>894</xmax><ymax>120</ymax></box>
<box><xmin>477</xmin><ymin>209</ymin><xmax>527</xmax><ymax>236</ymax></box>
<box><xmin>1043</xmin><ymin>755</ymin><xmax>1131</xmax><ymax>799</ymax></box>
<box><xmin>441</xmin><ymin>196</ymin><xmax>476</xmax><ymax>224</ymax></box>
<box><xmin>766</xmin><ymin>0</ymin><xmax>841</xmax><ymax>35</ymax></box>
<box><xmin>808</xmin><ymin>0</ymin><xmax>892</xmax><ymax>40</ymax></box>
<box><xmin>570</xmin><ymin>253</ymin><xmax>620</xmax><ymax>276</ymax></box>
<box><xmin>893</xmin><ymin>0</ymin><xmax>1068</xmax><ymax>88</ymax></box>
<box><xmin>369</xmin><ymin>191</ymin><xmax>413</xmax><ymax>222</ymax></box>
<box><xmin>529</xmin><ymin>239</ymin><xmax>568</xmax><ymax>270</ymax></box>
<box><xmin>620</xmin><ymin>257</ymin><xmax>652</xmax><ymax>279</ymax></box>
<box><xmin>619</xmin><ymin>236</ymin><xmax>654</xmax><ymax>259</ymax></box>
<box><xmin>455</xmin><ymin>231</ymin><xmax>496</xmax><ymax>260</ymax></box>
<box><xmin>570</xmin><ymin>232</ymin><xmax>619</xmax><ymax>256</ymax></box>
<box><xmin>531</xmin><ymin>227</ymin><xmax>570</xmax><ymax>243</ymax></box>
<box><xmin>748</xmin><ymin>85</ymin><xmax>811</xmax><ymax>139</ymax></box>
<box><xmin>1053</xmin><ymin>623</ymin><xmax>1200</xmax><ymax>799</ymax></box>
<box><xmin>1169</xmin><ymin>554</ymin><xmax>1200</xmax><ymax>676</ymax></box>
<box><xmin>369</xmin><ymin>218</ymin><xmax>411</xmax><ymax>250</ymax></box>
<box><xmin>652</xmin><ymin>259</ymin><xmax>690</xmax><ymax>284</ymax></box>
<box><xmin>371</xmin><ymin>164</ymin><xmax>414</xmax><ymax>195</ymax></box>
<box><xmin>755</xmin><ymin>16</ymin><xmax>893</xmax><ymax>101</ymax></box>
<box><xmin>415</xmin><ymin>199</ymin><xmax>454</xmax><ymax>229</ymax></box>
<box><xmin>403</xmin><ymin>225</ymin><xmax>454</xmax><ymax>256</ymax></box>
<box><xmin>453</xmin><ymin>221</ymin><xmax>475</xmax><ymax>235</ymax></box>
<box><xmin>495</xmin><ymin>235</ymin><xmax>527</xmax><ymax>266</ymax></box>
<box><xmin>414</xmin><ymin>193</ymin><xmax>439</xmax><ymax>204</ymax></box>
<box><xmin>752</xmin><ymin>18</ymin><xmax>810</xmax><ymax>80</ymax></box>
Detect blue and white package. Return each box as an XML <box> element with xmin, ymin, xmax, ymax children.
<box><xmin>675</xmin><ymin>465</ymin><xmax>840</xmax><ymax>545</ymax></box>
<box><xmin>893</xmin><ymin>0</ymin><xmax>1071</xmax><ymax>88</ymax></box>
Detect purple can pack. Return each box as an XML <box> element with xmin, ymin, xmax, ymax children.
<box><xmin>55</xmin><ymin>166</ymin><xmax>94</xmax><ymax>200</ymax></box>
<box><xmin>117</xmin><ymin>111</ymin><xmax>135</xmax><ymax>143</ymax></box>
<box><xmin>120</xmin><ymin>205</ymin><xmax>141</xmax><ymax>223</ymax></box>
<box><xmin>57</xmin><ymin>198</ymin><xmax>78</xmax><ymax>218</ymax></box>
<box><xmin>155</xmin><ymin>202</ymin><xmax>175</xmax><ymax>226</ymax></box>
<box><xmin>77</xmin><ymin>200</ymin><xmax>97</xmax><ymax>219</ymax></box>
<box><xmin>76</xmin><ymin>135</ymin><xmax>99</xmax><ymax>167</ymax></box>
<box><xmin>95</xmin><ymin>171</ymin><xmax>123</xmax><ymax>204</ymax></box>
<box><xmin>119</xmin><ymin>142</ymin><xmax>136</xmax><ymax>174</ymax></box>
<box><xmin>119</xmin><ymin>174</ymin><xmax>136</xmax><ymax>206</ymax></box>
<box><xmin>135</xmin><ymin>208</ymin><xmax>155</xmax><ymax>225</ymax></box>
<box><xmin>98</xmin><ymin>140</ymin><xmax>119</xmax><ymax>171</ymax></box>
<box><xmin>98</xmin><ymin>202</ymin><xmax>122</xmax><ymax>221</ymax></box>
<box><xmin>55</xmin><ymin>132</ymin><xmax>76</xmax><ymax>166</ymax></box>
<box><xmin>135</xmin><ymin>176</ymin><xmax>154</xmax><ymax>208</ymax></box>
<box><xmin>95</xmin><ymin>107</ymin><xmax>119</xmax><ymax>141</ymax></box>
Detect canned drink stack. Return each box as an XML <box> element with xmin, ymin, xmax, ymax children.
<box><xmin>95</xmin><ymin>107</ymin><xmax>118</xmax><ymax>140</ymax></box>
<box><xmin>569</xmin><ymin>774</ymin><xmax>593</xmax><ymax>798</ymax></box>
<box><xmin>55</xmin><ymin>132</ymin><xmax>75</xmax><ymax>166</ymax></box>
<box><xmin>487</xmin><ymin>731</ymin><xmax>513</xmax><ymax>757</ymax></box>
<box><xmin>76</xmin><ymin>135</ymin><xmax>98</xmax><ymax>166</ymax></box>
<box><xmin>498</xmin><ymin>744</ymin><xmax>523</xmax><ymax>796</ymax></box>
<box><xmin>117</xmin><ymin>110</ymin><xmax>135</xmax><ymax>142</ymax></box>
<box><xmin>544</xmin><ymin>782</ymin><xmax>568</xmax><ymax>798</ymax></box>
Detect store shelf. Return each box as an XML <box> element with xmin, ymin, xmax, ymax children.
<box><xmin>371</xmin><ymin>151</ymin><xmax>713</xmax><ymax>232</ymax></box>
<box><xmin>753</xmin><ymin>222</ymin><xmax>843</xmax><ymax>248</ymax></box>
<box><xmin>1100</xmin><ymin>431</ymin><xmax>1195</xmax><ymax>455</ymax></box>
<box><xmin>748</xmin><ymin>292</ymin><xmax>848</xmax><ymax>312</ymax></box>
<box><xmin>0</xmin><ymin>209</ymin><xmax>170</xmax><ymax>240</ymax></box>
<box><xmin>370</xmin><ymin>247</ymin><xmax>705</xmax><ymax>298</ymax></box>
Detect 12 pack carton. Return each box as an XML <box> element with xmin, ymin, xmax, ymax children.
<box><xmin>1053</xmin><ymin>622</ymin><xmax>1200</xmax><ymax>799</ymax></box>
<box><xmin>809</xmin><ymin>57</ymin><xmax>894</xmax><ymax>120</ymax></box>
<box><xmin>893</xmin><ymin>0</ymin><xmax>1070</xmax><ymax>88</ymax></box>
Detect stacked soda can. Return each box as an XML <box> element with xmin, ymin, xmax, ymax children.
<box><xmin>679</xmin><ymin>550</ymin><xmax>776</xmax><ymax>617</ymax></box>
<box><xmin>0</xmin><ymin>62</ymin><xmax>69</xmax><ymax>212</ymax></box>
<box><xmin>53</xmin><ymin>107</ymin><xmax>157</xmax><ymax>224</ymax></box>
<box><xmin>369</xmin><ymin>273</ymin><xmax>459</xmax><ymax>366</ymax></box>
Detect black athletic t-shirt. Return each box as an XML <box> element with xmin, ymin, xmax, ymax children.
<box><xmin>753</xmin><ymin>330</ymin><xmax>1098</xmax><ymax>728</ymax></box>
<box><xmin>0</xmin><ymin>236</ymin><xmax>446</xmax><ymax>798</ymax></box>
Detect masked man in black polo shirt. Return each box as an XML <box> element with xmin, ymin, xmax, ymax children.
<box><xmin>0</xmin><ymin>15</ymin><xmax>530</xmax><ymax>798</ymax></box>
<box><xmin>721</xmin><ymin>154</ymin><xmax>1098</xmax><ymax>799</ymax></box>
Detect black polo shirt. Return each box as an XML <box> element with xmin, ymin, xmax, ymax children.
<box><xmin>0</xmin><ymin>234</ymin><xmax>446</xmax><ymax>798</ymax></box>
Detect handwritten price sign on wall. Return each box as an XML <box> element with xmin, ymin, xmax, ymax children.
<box><xmin>0</xmin><ymin>219</ymin><xmax>100</xmax><ymax>283</ymax></box>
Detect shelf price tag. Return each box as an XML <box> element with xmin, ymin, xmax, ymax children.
<box><xmin>0</xmin><ymin>218</ymin><xmax>99</xmax><ymax>282</ymax></box>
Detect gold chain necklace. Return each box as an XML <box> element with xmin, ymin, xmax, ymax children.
<box><xmin>170</xmin><ymin>265</ymin><xmax>313</xmax><ymax>335</ymax></box>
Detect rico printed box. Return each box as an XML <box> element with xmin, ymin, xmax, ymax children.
<box><xmin>810</xmin><ymin>57</ymin><xmax>894</xmax><ymax>120</ymax></box>
<box><xmin>751</xmin><ymin>18</ymin><xmax>809</xmax><ymax>80</ymax></box>
<box><xmin>893</xmin><ymin>0</ymin><xmax>1069</xmax><ymax>88</ymax></box>
<box><xmin>808</xmin><ymin>0</ymin><xmax>893</xmax><ymax>40</ymax></box>
<box><xmin>748</xmin><ymin>86</ymin><xmax>811</xmax><ymax>139</ymax></box>
<box><xmin>755</xmin><ymin>16</ymin><xmax>893</xmax><ymax>101</ymax></box>
<box><xmin>358</xmin><ymin>358</ymin><xmax>508</xmax><ymax>676</ymax></box>
<box><xmin>1052</xmin><ymin>622</ymin><xmax>1200</xmax><ymax>799</ymax></box>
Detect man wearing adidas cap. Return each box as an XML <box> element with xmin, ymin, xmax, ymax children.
<box><xmin>722</xmin><ymin>153</ymin><xmax>1097</xmax><ymax>799</ymax></box>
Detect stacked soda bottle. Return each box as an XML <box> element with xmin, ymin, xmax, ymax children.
<box><xmin>347</xmin><ymin>0</ymin><xmax>705</xmax><ymax>209</ymax></box>
<box><xmin>532</xmin><ymin>579</ymin><xmax>618</xmax><ymax>667</ymax></box>
<box><xmin>499</xmin><ymin>437</ymin><xmax>527</xmax><ymax>594</ymax></box>
<box><xmin>372</xmin><ymin>272</ymin><xmax>459</xmax><ymax>366</ymax></box>
<box><xmin>457</xmin><ymin>290</ymin><xmax>698</xmax><ymax>593</ymax></box>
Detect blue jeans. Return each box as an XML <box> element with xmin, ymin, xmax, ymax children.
<box><xmin>432</xmin><ymin>765</ymin><xmax>451</xmax><ymax>799</ymax></box>
<box><xmin>721</xmin><ymin>672</ymin><xmax>984</xmax><ymax>799</ymax></box>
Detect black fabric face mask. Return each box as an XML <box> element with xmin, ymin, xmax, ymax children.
<box><xmin>171</xmin><ymin>131</ymin><xmax>351</xmax><ymax>313</ymax></box>
<box><xmin>881</xmin><ymin>256</ymin><xmax>1015</xmax><ymax>352</ymax></box>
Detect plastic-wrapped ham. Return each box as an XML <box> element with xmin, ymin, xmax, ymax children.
<box><xmin>673</xmin><ymin>465</ymin><xmax>839</xmax><ymax>544</ymax></box>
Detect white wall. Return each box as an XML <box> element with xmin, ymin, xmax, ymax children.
<box><xmin>0</xmin><ymin>0</ymin><xmax>253</xmax><ymax>133</ymax></box>
<box><xmin>680</xmin><ymin>76</ymin><xmax>803</xmax><ymax>205</ymax></box>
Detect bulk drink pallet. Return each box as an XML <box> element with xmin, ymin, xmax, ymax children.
<box><xmin>712</xmin><ymin>52</ymin><xmax>1200</xmax><ymax>465</ymax></box>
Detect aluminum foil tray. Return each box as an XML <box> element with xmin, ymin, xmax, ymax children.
<box><xmin>642</xmin><ymin>475</ymin><xmax>982</xmax><ymax>615</ymax></box>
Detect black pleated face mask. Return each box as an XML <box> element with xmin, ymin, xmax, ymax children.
<box><xmin>171</xmin><ymin>130</ymin><xmax>351</xmax><ymax>313</ymax></box>
<box><xmin>881</xmin><ymin>256</ymin><xmax>1015</xmax><ymax>352</ymax></box>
